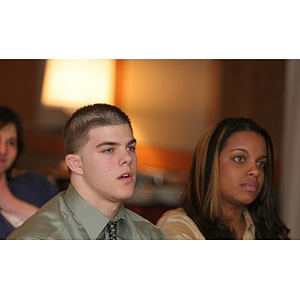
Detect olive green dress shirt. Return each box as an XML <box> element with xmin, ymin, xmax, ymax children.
<box><xmin>7</xmin><ymin>184</ymin><xmax>165</xmax><ymax>240</ymax></box>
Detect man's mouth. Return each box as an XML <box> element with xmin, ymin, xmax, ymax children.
<box><xmin>120</xmin><ymin>174</ymin><xmax>130</xmax><ymax>178</ymax></box>
<box><xmin>118</xmin><ymin>172</ymin><xmax>132</xmax><ymax>180</ymax></box>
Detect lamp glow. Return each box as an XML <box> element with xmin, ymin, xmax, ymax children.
<box><xmin>41</xmin><ymin>59</ymin><xmax>116</xmax><ymax>113</ymax></box>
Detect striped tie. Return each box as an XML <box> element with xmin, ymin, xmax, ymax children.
<box><xmin>107</xmin><ymin>221</ymin><xmax>117</xmax><ymax>240</ymax></box>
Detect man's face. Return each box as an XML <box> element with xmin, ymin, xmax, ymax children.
<box><xmin>76</xmin><ymin>123</ymin><xmax>137</xmax><ymax>205</ymax></box>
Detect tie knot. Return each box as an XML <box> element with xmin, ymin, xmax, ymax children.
<box><xmin>107</xmin><ymin>221</ymin><xmax>118</xmax><ymax>240</ymax></box>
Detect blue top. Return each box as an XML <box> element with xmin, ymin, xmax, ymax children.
<box><xmin>0</xmin><ymin>171</ymin><xmax>58</xmax><ymax>240</ymax></box>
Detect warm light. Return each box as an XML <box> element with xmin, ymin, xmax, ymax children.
<box><xmin>41</xmin><ymin>59</ymin><xmax>116</xmax><ymax>113</ymax></box>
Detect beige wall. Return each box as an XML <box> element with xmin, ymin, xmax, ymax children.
<box><xmin>0</xmin><ymin>59</ymin><xmax>285</xmax><ymax>173</ymax></box>
<box><xmin>119</xmin><ymin>59</ymin><xmax>222</xmax><ymax>152</ymax></box>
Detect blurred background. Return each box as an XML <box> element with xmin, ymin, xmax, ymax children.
<box><xmin>0</xmin><ymin>59</ymin><xmax>299</xmax><ymax>238</ymax></box>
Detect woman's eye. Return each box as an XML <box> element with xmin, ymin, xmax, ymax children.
<box><xmin>233</xmin><ymin>156</ymin><xmax>245</xmax><ymax>163</ymax></box>
<box><xmin>7</xmin><ymin>139</ymin><xmax>16</xmax><ymax>147</ymax></box>
<box><xmin>257</xmin><ymin>161</ymin><xmax>266</xmax><ymax>168</ymax></box>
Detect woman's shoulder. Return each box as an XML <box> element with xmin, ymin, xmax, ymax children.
<box><xmin>159</xmin><ymin>207</ymin><xmax>187</xmax><ymax>218</ymax></box>
<box><xmin>11</xmin><ymin>171</ymin><xmax>56</xmax><ymax>190</ymax></box>
<box><xmin>156</xmin><ymin>207</ymin><xmax>194</xmax><ymax>226</ymax></box>
<box><xmin>12</xmin><ymin>171</ymin><xmax>49</xmax><ymax>182</ymax></box>
<box><xmin>156</xmin><ymin>207</ymin><xmax>205</xmax><ymax>240</ymax></box>
<box><xmin>9</xmin><ymin>171</ymin><xmax>58</xmax><ymax>207</ymax></box>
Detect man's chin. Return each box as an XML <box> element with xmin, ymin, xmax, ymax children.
<box><xmin>118</xmin><ymin>191</ymin><xmax>135</xmax><ymax>202</ymax></box>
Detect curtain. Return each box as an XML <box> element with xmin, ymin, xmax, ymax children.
<box><xmin>280</xmin><ymin>59</ymin><xmax>300</xmax><ymax>239</ymax></box>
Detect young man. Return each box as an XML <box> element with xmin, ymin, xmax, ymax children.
<box><xmin>7</xmin><ymin>104</ymin><xmax>165</xmax><ymax>240</ymax></box>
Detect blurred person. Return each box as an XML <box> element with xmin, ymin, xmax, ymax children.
<box><xmin>8</xmin><ymin>103</ymin><xmax>165</xmax><ymax>240</ymax></box>
<box><xmin>0</xmin><ymin>105</ymin><xmax>58</xmax><ymax>239</ymax></box>
<box><xmin>156</xmin><ymin>117</ymin><xmax>290</xmax><ymax>239</ymax></box>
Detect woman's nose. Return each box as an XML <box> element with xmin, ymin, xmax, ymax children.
<box><xmin>247</xmin><ymin>162</ymin><xmax>260</xmax><ymax>177</ymax></box>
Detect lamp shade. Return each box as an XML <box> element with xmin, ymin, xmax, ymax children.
<box><xmin>40</xmin><ymin>59</ymin><xmax>116</xmax><ymax>112</ymax></box>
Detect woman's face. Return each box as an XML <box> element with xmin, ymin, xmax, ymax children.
<box><xmin>0</xmin><ymin>123</ymin><xmax>18</xmax><ymax>175</ymax></box>
<box><xmin>219</xmin><ymin>130</ymin><xmax>267</xmax><ymax>211</ymax></box>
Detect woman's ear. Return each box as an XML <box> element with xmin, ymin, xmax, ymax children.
<box><xmin>65</xmin><ymin>154</ymin><xmax>83</xmax><ymax>175</ymax></box>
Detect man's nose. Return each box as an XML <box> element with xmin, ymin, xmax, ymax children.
<box><xmin>120</xmin><ymin>149</ymin><xmax>133</xmax><ymax>165</ymax></box>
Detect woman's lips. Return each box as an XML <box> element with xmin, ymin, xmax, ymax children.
<box><xmin>242</xmin><ymin>182</ymin><xmax>258</xmax><ymax>192</ymax></box>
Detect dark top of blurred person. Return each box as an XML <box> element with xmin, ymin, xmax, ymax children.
<box><xmin>0</xmin><ymin>105</ymin><xmax>57</xmax><ymax>239</ymax></box>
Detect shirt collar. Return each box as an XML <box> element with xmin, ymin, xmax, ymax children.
<box><xmin>115</xmin><ymin>204</ymin><xmax>128</xmax><ymax>222</ymax></box>
<box><xmin>243</xmin><ymin>208</ymin><xmax>256</xmax><ymax>238</ymax></box>
<box><xmin>64</xmin><ymin>185</ymin><xmax>110</xmax><ymax>239</ymax></box>
<box><xmin>64</xmin><ymin>185</ymin><xmax>128</xmax><ymax>239</ymax></box>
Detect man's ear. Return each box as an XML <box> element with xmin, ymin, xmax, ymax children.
<box><xmin>65</xmin><ymin>154</ymin><xmax>83</xmax><ymax>175</ymax></box>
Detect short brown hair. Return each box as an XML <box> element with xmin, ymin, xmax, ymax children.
<box><xmin>63</xmin><ymin>103</ymin><xmax>132</xmax><ymax>155</ymax></box>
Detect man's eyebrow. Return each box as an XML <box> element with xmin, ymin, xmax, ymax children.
<box><xmin>96</xmin><ymin>141</ymin><xmax>119</xmax><ymax>148</ymax></box>
<box><xmin>128</xmin><ymin>138</ymin><xmax>137</xmax><ymax>145</ymax></box>
<box><xmin>96</xmin><ymin>138</ymin><xmax>137</xmax><ymax>148</ymax></box>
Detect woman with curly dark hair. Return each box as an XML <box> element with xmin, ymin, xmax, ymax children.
<box><xmin>157</xmin><ymin>117</ymin><xmax>290</xmax><ymax>239</ymax></box>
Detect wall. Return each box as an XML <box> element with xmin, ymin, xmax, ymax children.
<box><xmin>217</xmin><ymin>59</ymin><xmax>286</xmax><ymax>213</ymax></box>
<box><xmin>220</xmin><ymin>59</ymin><xmax>285</xmax><ymax>164</ymax></box>
<box><xmin>117</xmin><ymin>59</ymin><xmax>222</xmax><ymax>171</ymax></box>
<box><xmin>0</xmin><ymin>59</ymin><xmax>65</xmax><ymax>173</ymax></box>
<box><xmin>280</xmin><ymin>60</ymin><xmax>300</xmax><ymax>239</ymax></box>
<box><xmin>0</xmin><ymin>59</ymin><xmax>286</xmax><ymax>176</ymax></box>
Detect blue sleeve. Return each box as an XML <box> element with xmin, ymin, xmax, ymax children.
<box><xmin>8</xmin><ymin>171</ymin><xmax>58</xmax><ymax>207</ymax></box>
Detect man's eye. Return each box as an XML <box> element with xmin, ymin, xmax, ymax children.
<box><xmin>233</xmin><ymin>156</ymin><xmax>245</xmax><ymax>163</ymax></box>
<box><xmin>127</xmin><ymin>146</ymin><xmax>136</xmax><ymax>152</ymax></box>
<box><xmin>104</xmin><ymin>148</ymin><xmax>113</xmax><ymax>153</ymax></box>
